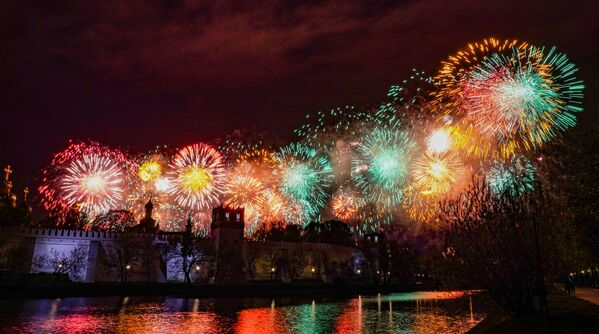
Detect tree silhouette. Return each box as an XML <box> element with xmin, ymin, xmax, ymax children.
<box><xmin>440</xmin><ymin>177</ymin><xmax>555</xmax><ymax>317</ymax></box>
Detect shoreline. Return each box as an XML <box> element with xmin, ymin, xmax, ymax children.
<box><xmin>0</xmin><ymin>281</ymin><xmax>436</xmax><ymax>299</ymax></box>
<box><xmin>466</xmin><ymin>288</ymin><xmax>599</xmax><ymax>334</ymax></box>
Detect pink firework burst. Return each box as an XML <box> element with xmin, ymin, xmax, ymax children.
<box><xmin>39</xmin><ymin>141</ymin><xmax>134</xmax><ymax>223</ymax></box>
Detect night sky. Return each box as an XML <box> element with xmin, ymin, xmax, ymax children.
<box><xmin>1</xmin><ymin>0</ymin><xmax>598</xmax><ymax>203</ymax></box>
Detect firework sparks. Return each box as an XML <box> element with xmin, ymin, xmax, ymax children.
<box><xmin>486</xmin><ymin>155</ymin><xmax>536</xmax><ymax>196</ymax></box>
<box><xmin>256</xmin><ymin>188</ymin><xmax>284</xmax><ymax>224</ymax></box>
<box><xmin>412</xmin><ymin>152</ymin><xmax>463</xmax><ymax>196</ymax></box>
<box><xmin>353</xmin><ymin>128</ymin><xmax>417</xmax><ymax>207</ymax></box>
<box><xmin>463</xmin><ymin>46</ymin><xmax>583</xmax><ymax>156</ymax></box>
<box><xmin>426</xmin><ymin>128</ymin><xmax>452</xmax><ymax>154</ymax></box>
<box><xmin>435</xmin><ymin>38</ymin><xmax>583</xmax><ymax>158</ymax></box>
<box><xmin>39</xmin><ymin>141</ymin><xmax>134</xmax><ymax>222</ymax></box>
<box><xmin>275</xmin><ymin>143</ymin><xmax>333</xmax><ymax>224</ymax></box>
<box><xmin>35</xmin><ymin>38</ymin><xmax>584</xmax><ymax>233</ymax></box>
<box><xmin>402</xmin><ymin>185</ymin><xmax>442</xmax><ymax>222</ymax></box>
<box><xmin>167</xmin><ymin>143</ymin><xmax>226</xmax><ymax>210</ymax></box>
<box><xmin>223</xmin><ymin>164</ymin><xmax>267</xmax><ymax>234</ymax></box>
<box><xmin>138</xmin><ymin>161</ymin><xmax>162</xmax><ymax>182</ymax></box>
<box><xmin>434</xmin><ymin>38</ymin><xmax>528</xmax><ymax>110</ymax></box>
<box><xmin>331</xmin><ymin>187</ymin><xmax>359</xmax><ymax>221</ymax></box>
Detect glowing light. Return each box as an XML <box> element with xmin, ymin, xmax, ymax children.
<box><xmin>154</xmin><ymin>177</ymin><xmax>170</xmax><ymax>192</ymax></box>
<box><xmin>138</xmin><ymin>161</ymin><xmax>162</xmax><ymax>182</ymax></box>
<box><xmin>82</xmin><ymin>174</ymin><xmax>108</xmax><ymax>193</ymax></box>
<box><xmin>426</xmin><ymin>128</ymin><xmax>452</xmax><ymax>153</ymax></box>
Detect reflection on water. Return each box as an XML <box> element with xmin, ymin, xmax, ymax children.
<box><xmin>0</xmin><ymin>291</ymin><xmax>486</xmax><ymax>334</ymax></box>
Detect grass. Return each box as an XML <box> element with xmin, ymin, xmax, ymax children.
<box><xmin>468</xmin><ymin>288</ymin><xmax>599</xmax><ymax>333</ymax></box>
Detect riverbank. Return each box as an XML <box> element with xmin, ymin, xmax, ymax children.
<box><xmin>467</xmin><ymin>288</ymin><xmax>599</xmax><ymax>333</ymax></box>
<box><xmin>0</xmin><ymin>279</ymin><xmax>435</xmax><ymax>299</ymax></box>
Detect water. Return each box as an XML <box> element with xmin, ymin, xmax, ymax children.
<box><xmin>0</xmin><ymin>291</ymin><xmax>486</xmax><ymax>333</ymax></box>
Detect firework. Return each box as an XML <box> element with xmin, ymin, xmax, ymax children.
<box><xmin>223</xmin><ymin>163</ymin><xmax>267</xmax><ymax>234</ymax></box>
<box><xmin>167</xmin><ymin>143</ymin><xmax>226</xmax><ymax>210</ymax></box>
<box><xmin>256</xmin><ymin>188</ymin><xmax>285</xmax><ymax>224</ymax></box>
<box><xmin>282</xmin><ymin>199</ymin><xmax>317</xmax><ymax>226</ymax></box>
<box><xmin>436</xmin><ymin>38</ymin><xmax>583</xmax><ymax>157</ymax></box>
<box><xmin>331</xmin><ymin>187</ymin><xmax>359</xmax><ymax>221</ymax></box>
<box><xmin>352</xmin><ymin>202</ymin><xmax>393</xmax><ymax>235</ymax></box>
<box><xmin>138</xmin><ymin>161</ymin><xmax>162</xmax><ymax>182</ymax></box>
<box><xmin>224</xmin><ymin>174</ymin><xmax>264</xmax><ymax>210</ymax></box>
<box><xmin>353</xmin><ymin>128</ymin><xmax>417</xmax><ymax>207</ymax></box>
<box><xmin>444</xmin><ymin>124</ymin><xmax>495</xmax><ymax>159</ymax></box>
<box><xmin>294</xmin><ymin>106</ymin><xmax>374</xmax><ymax>150</ymax></box>
<box><xmin>412</xmin><ymin>152</ymin><xmax>463</xmax><ymax>196</ymax></box>
<box><xmin>237</xmin><ymin>148</ymin><xmax>276</xmax><ymax>166</ymax></box>
<box><xmin>373</xmin><ymin>69</ymin><xmax>437</xmax><ymax>130</ymax></box>
<box><xmin>434</xmin><ymin>38</ymin><xmax>528</xmax><ymax>110</ymax></box>
<box><xmin>216</xmin><ymin>127</ymin><xmax>279</xmax><ymax>165</ymax></box>
<box><xmin>402</xmin><ymin>185</ymin><xmax>442</xmax><ymax>222</ymax></box>
<box><xmin>486</xmin><ymin>155</ymin><xmax>536</xmax><ymax>196</ymax></box>
<box><xmin>35</xmin><ymin>38</ymin><xmax>584</xmax><ymax>234</ymax></box>
<box><xmin>274</xmin><ymin>143</ymin><xmax>333</xmax><ymax>224</ymax></box>
<box><xmin>464</xmin><ymin>46</ymin><xmax>583</xmax><ymax>156</ymax></box>
<box><xmin>426</xmin><ymin>128</ymin><xmax>452</xmax><ymax>154</ymax></box>
<box><xmin>39</xmin><ymin>141</ymin><xmax>134</xmax><ymax>223</ymax></box>
<box><xmin>125</xmin><ymin>148</ymin><xmax>189</xmax><ymax>231</ymax></box>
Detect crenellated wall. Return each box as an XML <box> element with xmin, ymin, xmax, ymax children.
<box><xmin>244</xmin><ymin>240</ymin><xmax>358</xmax><ymax>282</ymax></box>
<box><xmin>0</xmin><ymin>226</ymin><xmax>358</xmax><ymax>284</ymax></box>
<box><xmin>0</xmin><ymin>226</ymin><xmax>168</xmax><ymax>283</ymax></box>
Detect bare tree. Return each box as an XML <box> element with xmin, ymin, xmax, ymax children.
<box><xmin>244</xmin><ymin>244</ymin><xmax>261</xmax><ymax>281</ymax></box>
<box><xmin>0</xmin><ymin>240</ymin><xmax>33</xmax><ymax>273</ymax></box>
<box><xmin>33</xmin><ymin>244</ymin><xmax>88</xmax><ymax>281</ymax></box>
<box><xmin>439</xmin><ymin>176</ymin><xmax>555</xmax><ymax>318</ymax></box>
<box><xmin>167</xmin><ymin>218</ymin><xmax>212</xmax><ymax>284</ymax></box>
<box><xmin>260</xmin><ymin>248</ymin><xmax>280</xmax><ymax>281</ymax></box>
<box><xmin>90</xmin><ymin>210</ymin><xmax>136</xmax><ymax>232</ymax></box>
<box><xmin>356</xmin><ymin>233</ymin><xmax>389</xmax><ymax>284</ymax></box>
<box><xmin>284</xmin><ymin>248</ymin><xmax>308</xmax><ymax>280</ymax></box>
<box><xmin>103</xmin><ymin>233</ymin><xmax>139</xmax><ymax>283</ymax></box>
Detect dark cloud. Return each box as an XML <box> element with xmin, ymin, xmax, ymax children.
<box><xmin>1</xmin><ymin>0</ymin><xmax>598</xmax><ymax>200</ymax></box>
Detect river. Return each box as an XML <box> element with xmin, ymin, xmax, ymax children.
<box><xmin>0</xmin><ymin>291</ymin><xmax>486</xmax><ymax>333</ymax></box>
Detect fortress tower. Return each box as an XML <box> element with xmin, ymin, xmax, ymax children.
<box><xmin>211</xmin><ymin>205</ymin><xmax>246</xmax><ymax>284</ymax></box>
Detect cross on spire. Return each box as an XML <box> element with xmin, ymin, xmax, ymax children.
<box><xmin>4</xmin><ymin>165</ymin><xmax>12</xmax><ymax>182</ymax></box>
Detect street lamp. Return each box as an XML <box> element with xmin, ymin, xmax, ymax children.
<box><xmin>126</xmin><ymin>264</ymin><xmax>131</xmax><ymax>270</ymax></box>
